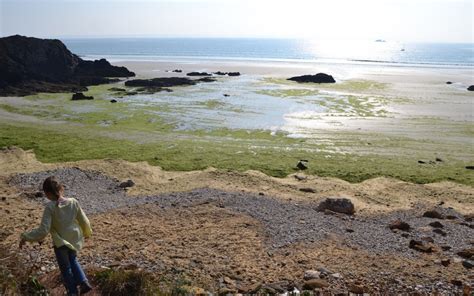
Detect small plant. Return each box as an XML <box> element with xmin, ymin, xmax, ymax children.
<box><xmin>94</xmin><ymin>269</ymin><xmax>160</xmax><ymax>296</ymax></box>
<box><xmin>24</xmin><ymin>276</ymin><xmax>49</xmax><ymax>295</ymax></box>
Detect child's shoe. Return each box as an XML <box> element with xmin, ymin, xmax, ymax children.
<box><xmin>79</xmin><ymin>281</ymin><xmax>93</xmax><ymax>294</ymax></box>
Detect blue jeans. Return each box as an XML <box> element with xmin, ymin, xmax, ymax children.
<box><xmin>54</xmin><ymin>246</ymin><xmax>88</xmax><ymax>295</ymax></box>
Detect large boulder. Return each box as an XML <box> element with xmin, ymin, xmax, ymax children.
<box><xmin>0</xmin><ymin>35</ymin><xmax>135</xmax><ymax>96</ymax></box>
<box><xmin>288</xmin><ymin>73</ymin><xmax>336</xmax><ymax>84</ymax></box>
<box><xmin>468</xmin><ymin>85</ymin><xmax>474</xmax><ymax>91</ymax></box>
<box><xmin>316</xmin><ymin>198</ymin><xmax>355</xmax><ymax>215</ymax></box>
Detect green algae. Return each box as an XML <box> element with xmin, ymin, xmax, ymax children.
<box><xmin>0</xmin><ymin>123</ymin><xmax>473</xmax><ymax>185</ymax></box>
<box><xmin>262</xmin><ymin>78</ymin><xmax>387</xmax><ymax>92</ymax></box>
<box><xmin>256</xmin><ymin>88</ymin><xmax>320</xmax><ymax>97</ymax></box>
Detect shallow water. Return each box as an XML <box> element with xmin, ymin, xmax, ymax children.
<box><xmin>113</xmin><ymin>75</ymin><xmax>391</xmax><ymax>136</ymax></box>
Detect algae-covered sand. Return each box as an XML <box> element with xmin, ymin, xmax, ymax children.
<box><xmin>0</xmin><ymin>60</ymin><xmax>473</xmax><ymax>185</ymax></box>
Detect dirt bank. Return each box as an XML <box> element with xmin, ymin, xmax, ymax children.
<box><xmin>1</xmin><ymin>147</ymin><xmax>473</xmax><ymax>294</ymax></box>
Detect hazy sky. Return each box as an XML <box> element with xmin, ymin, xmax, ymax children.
<box><xmin>1</xmin><ymin>0</ymin><xmax>472</xmax><ymax>42</ymax></box>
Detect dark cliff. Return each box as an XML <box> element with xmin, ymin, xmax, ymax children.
<box><xmin>0</xmin><ymin>35</ymin><xmax>135</xmax><ymax>96</ymax></box>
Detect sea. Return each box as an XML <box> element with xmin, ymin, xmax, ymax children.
<box><xmin>63</xmin><ymin>38</ymin><xmax>474</xmax><ymax>68</ymax></box>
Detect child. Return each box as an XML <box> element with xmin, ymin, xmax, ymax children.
<box><xmin>20</xmin><ymin>176</ymin><xmax>93</xmax><ymax>296</ymax></box>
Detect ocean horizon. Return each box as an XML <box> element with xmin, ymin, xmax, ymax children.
<box><xmin>63</xmin><ymin>38</ymin><xmax>474</xmax><ymax>68</ymax></box>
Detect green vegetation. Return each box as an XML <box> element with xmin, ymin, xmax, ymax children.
<box><xmin>1</xmin><ymin>81</ymin><xmax>472</xmax><ymax>186</ymax></box>
<box><xmin>1</xmin><ymin>123</ymin><xmax>472</xmax><ymax>185</ymax></box>
<box><xmin>94</xmin><ymin>269</ymin><xmax>160</xmax><ymax>296</ymax></box>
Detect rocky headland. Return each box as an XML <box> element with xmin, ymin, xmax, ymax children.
<box><xmin>0</xmin><ymin>35</ymin><xmax>135</xmax><ymax>96</ymax></box>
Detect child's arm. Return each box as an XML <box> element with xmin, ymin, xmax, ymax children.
<box><xmin>76</xmin><ymin>202</ymin><xmax>92</xmax><ymax>238</ymax></box>
<box><xmin>21</xmin><ymin>206</ymin><xmax>52</xmax><ymax>243</ymax></box>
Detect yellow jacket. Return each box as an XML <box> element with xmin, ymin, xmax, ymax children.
<box><xmin>21</xmin><ymin>198</ymin><xmax>92</xmax><ymax>252</ymax></box>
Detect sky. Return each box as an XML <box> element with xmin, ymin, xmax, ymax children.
<box><xmin>0</xmin><ymin>0</ymin><xmax>472</xmax><ymax>42</ymax></box>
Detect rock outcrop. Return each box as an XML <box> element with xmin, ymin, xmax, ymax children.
<box><xmin>71</xmin><ymin>92</ymin><xmax>93</xmax><ymax>101</ymax></box>
<box><xmin>125</xmin><ymin>77</ymin><xmax>197</xmax><ymax>88</ymax></box>
<box><xmin>288</xmin><ymin>73</ymin><xmax>336</xmax><ymax>84</ymax></box>
<box><xmin>316</xmin><ymin>198</ymin><xmax>355</xmax><ymax>215</ymax></box>
<box><xmin>0</xmin><ymin>35</ymin><xmax>135</xmax><ymax>96</ymax></box>
<box><xmin>187</xmin><ymin>72</ymin><xmax>212</xmax><ymax>77</ymax></box>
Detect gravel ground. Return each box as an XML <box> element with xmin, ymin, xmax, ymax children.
<box><xmin>11</xmin><ymin>167</ymin><xmax>474</xmax><ymax>257</ymax></box>
<box><xmin>10</xmin><ymin>167</ymin><xmax>474</xmax><ymax>294</ymax></box>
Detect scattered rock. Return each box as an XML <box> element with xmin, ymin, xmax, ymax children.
<box><xmin>296</xmin><ymin>160</ymin><xmax>308</xmax><ymax>170</ymax></box>
<box><xmin>223</xmin><ymin>94</ymin><xmax>230</xmax><ymax>97</ymax></box>
<box><xmin>418</xmin><ymin>160</ymin><xmax>426</xmax><ymax>164</ymax></box>
<box><xmin>440</xmin><ymin>258</ymin><xmax>451</xmax><ymax>267</ymax></box>
<box><xmin>110</xmin><ymin>99</ymin><xmax>117</xmax><ymax>103</ymax></box>
<box><xmin>125</xmin><ymin>77</ymin><xmax>196</xmax><ymax>88</ymax></box>
<box><xmin>389</xmin><ymin>220</ymin><xmax>411</xmax><ymax>232</ymax></box>
<box><xmin>456</xmin><ymin>248</ymin><xmax>474</xmax><ymax>259</ymax></box>
<box><xmin>435</xmin><ymin>157</ymin><xmax>443</xmax><ymax>162</ymax></box>
<box><xmin>187</xmin><ymin>72</ymin><xmax>212</xmax><ymax>77</ymax></box>
<box><xmin>227</xmin><ymin>72</ymin><xmax>241</xmax><ymax>76</ymax></box>
<box><xmin>331</xmin><ymin>273</ymin><xmax>342</xmax><ymax>279</ymax></box>
<box><xmin>196</xmin><ymin>77</ymin><xmax>217</xmax><ymax>83</ymax></box>
<box><xmin>441</xmin><ymin>245</ymin><xmax>451</xmax><ymax>251</ymax></box>
<box><xmin>303</xmin><ymin>270</ymin><xmax>321</xmax><ymax>280</ymax></box>
<box><xmin>218</xmin><ymin>287</ymin><xmax>237</xmax><ymax>295</ymax></box>
<box><xmin>71</xmin><ymin>92</ymin><xmax>94</xmax><ymax>101</ymax></box>
<box><xmin>317</xmin><ymin>198</ymin><xmax>355</xmax><ymax>215</ymax></box>
<box><xmin>109</xmin><ymin>87</ymin><xmax>126</xmax><ymax>92</ymax></box>
<box><xmin>293</xmin><ymin>175</ymin><xmax>307</xmax><ymax>182</ymax></box>
<box><xmin>421</xmin><ymin>236</ymin><xmax>434</xmax><ymax>243</ymax></box>
<box><xmin>299</xmin><ymin>188</ymin><xmax>316</xmax><ymax>193</ymax></box>
<box><xmin>302</xmin><ymin>279</ymin><xmax>329</xmax><ymax>290</ymax></box>
<box><xmin>433</xmin><ymin>228</ymin><xmax>447</xmax><ymax>236</ymax></box>
<box><xmin>288</xmin><ymin>73</ymin><xmax>336</xmax><ymax>84</ymax></box>
<box><xmin>119</xmin><ymin>179</ymin><xmax>135</xmax><ymax>188</ymax></box>
<box><xmin>464</xmin><ymin>214</ymin><xmax>474</xmax><ymax>222</ymax></box>
<box><xmin>450</xmin><ymin>279</ymin><xmax>463</xmax><ymax>286</ymax></box>
<box><xmin>34</xmin><ymin>191</ymin><xmax>43</xmax><ymax>198</ymax></box>
<box><xmin>462</xmin><ymin>260</ymin><xmax>473</xmax><ymax>269</ymax></box>
<box><xmin>316</xmin><ymin>267</ymin><xmax>332</xmax><ymax>275</ymax></box>
<box><xmin>238</xmin><ymin>282</ymin><xmax>262</xmax><ymax>294</ymax></box>
<box><xmin>467</xmin><ymin>85</ymin><xmax>474</xmax><ymax>91</ymax></box>
<box><xmin>348</xmin><ymin>283</ymin><xmax>369</xmax><ymax>294</ymax></box>
<box><xmin>172</xmin><ymin>69</ymin><xmax>182</xmax><ymax>73</ymax></box>
<box><xmin>214</xmin><ymin>71</ymin><xmax>227</xmax><ymax>76</ymax></box>
<box><xmin>466</xmin><ymin>166</ymin><xmax>474</xmax><ymax>170</ymax></box>
<box><xmin>423</xmin><ymin>210</ymin><xmax>445</xmax><ymax>219</ymax></box>
<box><xmin>446</xmin><ymin>81</ymin><xmax>452</xmax><ymax>84</ymax></box>
<box><xmin>429</xmin><ymin>221</ymin><xmax>443</xmax><ymax>228</ymax></box>
<box><xmin>409</xmin><ymin>240</ymin><xmax>435</xmax><ymax>253</ymax></box>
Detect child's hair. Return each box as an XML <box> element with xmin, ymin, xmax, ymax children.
<box><xmin>42</xmin><ymin>176</ymin><xmax>64</xmax><ymax>199</ymax></box>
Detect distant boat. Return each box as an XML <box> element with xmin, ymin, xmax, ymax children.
<box><xmin>375</xmin><ymin>39</ymin><xmax>386</xmax><ymax>42</ymax></box>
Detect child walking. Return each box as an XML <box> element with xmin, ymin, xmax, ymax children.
<box><xmin>20</xmin><ymin>176</ymin><xmax>93</xmax><ymax>296</ymax></box>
